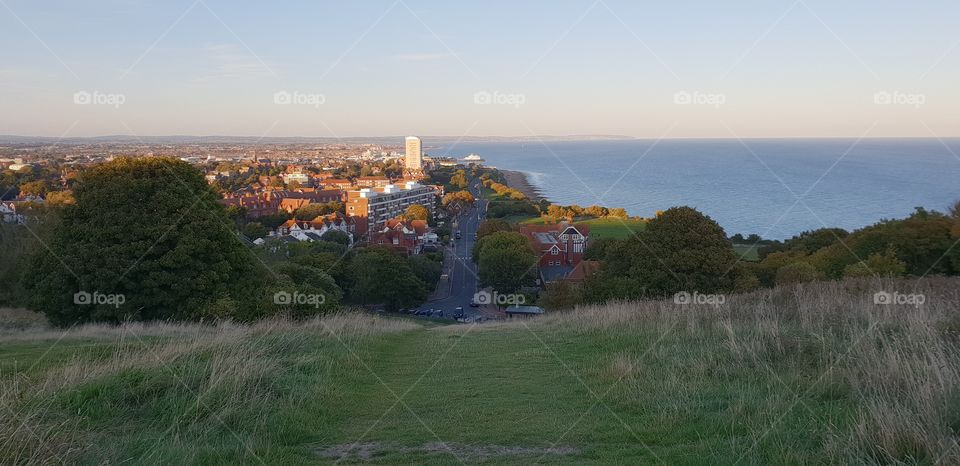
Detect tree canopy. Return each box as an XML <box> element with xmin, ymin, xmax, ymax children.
<box><xmin>26</xmin><ymin>157</ymin><xmax>268</xmax><ymax>325</ymax></box>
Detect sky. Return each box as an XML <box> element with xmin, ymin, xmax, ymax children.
<box><xmin>0</xmin><ymin>0</ymin><xmax>958</xmax><ymax>139</ymax></box>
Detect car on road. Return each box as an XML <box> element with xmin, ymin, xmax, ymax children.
<box><xmin>455</xmin><ymin>231</ymin><xmax>462</xmax><ymax>239</ymax></box>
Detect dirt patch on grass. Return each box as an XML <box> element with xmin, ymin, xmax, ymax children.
<box><xmin>316</xmin><ymin>442</ymin><xmax>580</xmax><ymax>461</ymax></box>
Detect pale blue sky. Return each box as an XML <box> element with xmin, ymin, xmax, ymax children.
<box><xmin>1</xmin><ymin>0</ymin><xmax>957</xmax><ymax>138</ymax></box>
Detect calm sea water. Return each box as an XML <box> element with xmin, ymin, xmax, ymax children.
<box><xmin>433</xmin><ymin>139</ymin><xmax>960</xmax><ymax>240</ymax></box>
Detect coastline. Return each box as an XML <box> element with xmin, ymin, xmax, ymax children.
<box><xmin>500</xmin><ymin>170</ymin><xmax>546</xmax><ymax>202</ymax></box>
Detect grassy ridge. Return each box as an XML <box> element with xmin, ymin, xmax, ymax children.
<box><xmin>2</xmin><ymin>278</ymin><xmax>960</xmax><ymax>464</ymax></box>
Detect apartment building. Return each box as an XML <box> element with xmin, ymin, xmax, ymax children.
<box><xmin>346</xmin><ymin>181</ymin><xmax>435</xmax><ymax>236</ymax></box>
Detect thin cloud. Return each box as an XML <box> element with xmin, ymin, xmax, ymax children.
<box><xmin>194</xmin><ymin>43</ymin><xmax>275</xmax><ymax>82</ymax></box>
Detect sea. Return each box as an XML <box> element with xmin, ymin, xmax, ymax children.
<box><xmin>433</xmin><ymin>138</ymin><xmax>960</xmax><ymax>240</ymax></box>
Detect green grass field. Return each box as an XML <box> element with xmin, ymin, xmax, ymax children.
<box><xmin>4</xmin><ymin>278</ymin><xmax>958</xmax><ymax>464</ymax></box>
<box><xmin>514</xmin><ymin>216</ymin><xmax>648</xmax><ymax>239</ymax></box>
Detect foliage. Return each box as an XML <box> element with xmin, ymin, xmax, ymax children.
<box><xmin>776</xmin><ymin>261</ymin><xmax>822</xmax><ymax>285</ymax></box>
<box><xmin>441</xmin><ymin>190</ymin><xmax>475</xmax><ymax>211</ymax></box>
<box><xmin>475</xmin><ymin>231</ymin><xmax>537</xmax><ymax>294</ymax></box>
<box><xmin>241</xmin><ymin>222</ymin><xmax>268</xmax><ymax>239</ymax></box>
<box><xmin>843</xmin><ymin>249</ymin><xmax>907</xmax><ymax>278</ymax></box>
<box><xmin>588</xmin><ymin>206</ymin><xmax>737</xmax><ymax>300</ymax></box>
<box><xmin>293</xmin><ymin>201</ymin><xmax>344</xmax><ymax>220</ymax></box>
<box><xmin>348</xmin><ymin>247</ymin><xmax>428</xmax><ymax>311</ymax></box>
<box><xmin>24</xmin><ymin>157</ymin><xmax>269</xmax><ymax>326</ymax></box>
<box><xmin>403</xmin><ymin>204</ymin><xmax>430</xmax><ymax>222</ymax></box>
<box><xmin>476</xmin><ymin>219</ymin><xmax>512</xmax><ymax>240</ymax></box>
<box><xmin>321</xmin><ymin>229</ymin><xmax>351</xmax><ymax>246</ymax></box>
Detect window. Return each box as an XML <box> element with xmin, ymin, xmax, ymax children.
<box><xmin>551</xmin><ymin>248</ymin><xmax>559</xmax><ymax>255</ymax></box>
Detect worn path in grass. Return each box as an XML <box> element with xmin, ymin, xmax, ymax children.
<box><xmin>321</xmin><ymin>324</ymin><xmax>677</xmax><ymax>465</ymax></box>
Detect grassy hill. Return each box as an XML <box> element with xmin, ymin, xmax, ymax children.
<box><xmin>3</xmin><ymin>278</ymin><xmax>959</xmax><ymax>464</ymax></box>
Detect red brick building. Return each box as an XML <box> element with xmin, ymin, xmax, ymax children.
<box><xmin>519</xmin><ymin>223</ymin><xmax>590</xmax><ymax>283</ymax></box>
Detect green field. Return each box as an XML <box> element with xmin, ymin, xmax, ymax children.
<box><xmin>4</xmin><ymin>278</ymin><xmax>957</xmax><ymax>464</ymax></box>
<box><xmin>515</xmin><ymin>216</ymin><xmax>647</xmax><ymax>239</ymax></box>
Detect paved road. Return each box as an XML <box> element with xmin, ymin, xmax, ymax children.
<box><xmin>414</xmin><ymin>180</ymin><xmax>489</xmax><ymax>319</ymax></box>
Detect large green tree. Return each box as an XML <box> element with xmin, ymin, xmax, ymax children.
<box><xmin>475</xmin><ymin>231</ymin><xmax>537</xmax><ymax>294</ymax></box>
<box><xmin>590</xmin><ymin>206</ymin><xmax>737</xmax><ymax>300</ymax></box>
<box><xmin>348</xmin><ymin>247</ymin><xmax>428</xmax><ymax>310</ymax></box>
<box><xmin>26</xmin><ymin>157</ymin><xmax>267</xmax><ymax>325</ymax></box>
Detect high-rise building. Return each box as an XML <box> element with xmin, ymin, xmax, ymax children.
<box><xmin>405</xmin><ymin>136</ymin><xmax>422</xmax><ymax>170</ymax></box>
<box><xmin>345</xmin><ymin>182</ymin><xmax>435</xmax><ymax>236</ymax></box>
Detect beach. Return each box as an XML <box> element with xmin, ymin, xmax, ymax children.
<box><xmin>500</xmin><ymin>170</ymin><xmax>545</xmax><ymax>202</ymax></box>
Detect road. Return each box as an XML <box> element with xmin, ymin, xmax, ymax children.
<box><xmin>414</xmin><ymin>179</ymin><xmax>489</xmax><ymax>319</ymax></box>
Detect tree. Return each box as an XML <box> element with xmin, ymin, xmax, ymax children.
<box><xmin>321</xmin><ymin>229</ymin><xmax>351</xmax><ymax>246</ymax></box>
<box><xmin>242</xmin><ymin>222</ymin><xmax>268</xmax><ymax>239</ymax></box>
<box><xmin>776</xmin><ymin>261</ymin><xmax>821</xmax><ymax>285</ymax></box>
<box><xmin>259</xmin><ymin>212</ymin><xmax>292</xmax><ymax>229</ymax></box>
<box><xmin>25</xmin><ymin>157</ymin><xmax>267</xmax><ymax>326</ymax></box>
<box><xmin>476</xmin><ymin>219</ymin><xmax>512</xmax><ymax>240</ymax></box>
<box><xmin>348</xmin><ymin>247</ymin><xmax>428</xmax><ymax>311</ymax></box>
<box><xmin>608</xmin><ymin>207</ymin><xmax>629</xmax><ymax>219</ymax></box>
<box><xmin>588</xmin><ymin>206</ymin><xmax>737</xmax><ymax>300</ymax></box>
<box><xmin>442</xmin><ymin>190</ymin><xmax>475</xmax><ymax>212</ymax></box>
<box><xmin>450</xmin><ymin>170</ymin><xmax>468</xmax><ymax>189</ymax></box>
<box><xmin>843</xmin><ymin>249</ymin><xmax>907</xmax><ymax>278</ymax></box>
<box><xmin>475</xmin><ymin>232</ymin><xmax>537</xmax><ymax>294</ymax></box>
<box><xmin>294</xmin><ymin>201</ymin><xmax>343</xmax><ymax>220</ymax></box>
<box><xmin>274</xmin><ymin>263</ymin><xmax>342</xmax><ymax>317</ymax></box>
<box><xmin>45</xmin><ymin>191</ymin><xmax>75</xmax><ymax>206</ymax></box>
<box><xmin>407</xmin><ymin>254</ymin><xmax>442</xmax><ymax>287</ymax></box>
<box><xmin>538</xmin><ymin>281</ymin><xmax>582</xmax><ymax>311</ymax></box>
<box><xmin>403</xmin><ymin>204</ymin><xmax>430</xmax><ymax>222</ymax></box>
<box><xmin>18</xmin><ymin>180</ymin><xmax>51</xmax><ymax>196</ymax></box>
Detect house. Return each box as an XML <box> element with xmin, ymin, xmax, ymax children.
<box><xmin>1</xmin><ymin>202</ymin><xmax>24</xmax><ymax>223</ymax></box>
<box><xmin>321</xmin><ymin>178</ymin><xmax>354</xmax><ymax>190</ymax></box>
<box><xmin>504</xmin><ymin>305</ymin><xmax>545</xmax><ymax>319</ymax></box>
<box><xmin>355</xmin><ymin>176</ymin><xmax>392</xmax><ymax>188</ymax></box>
<box><xmin>275</xmin><ymin>212</ymin><xmax>356</xmax><ymax>242</ymax></box>
<box><xmin>370</xmin><ymin>218</ymin><xmax>431</xmax><ymax>255</ymax></box>
<box><xmin>519</xmin><ymin>223</ymin><xmax>590</xmax><ymax>284</ymax></box>
<box><xmin>565</xmin><ymin>260</ymin><xmax>601</xmax><ymax>284</ymax></box>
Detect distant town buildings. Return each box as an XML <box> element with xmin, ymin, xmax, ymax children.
<box><xmin>405</xmin><ymin>136</ymin><xmax>422</xmax><ymax>170</ymax></box>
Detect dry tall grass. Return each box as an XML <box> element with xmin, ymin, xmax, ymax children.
<box><xmin>516</xmin><ymin>277</ymin><xmax>960</xmax><ymax>463</ymax></box>
<box><xmin>0</xmin><ymin>312</ymin><xmax>419</xmax><ymax>465</ymax></box>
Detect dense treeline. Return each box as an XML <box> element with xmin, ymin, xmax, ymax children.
<box><xmin>540</xmin><ymin>202</ymin><xmax>960</xmax><ymax>310</ymax></box>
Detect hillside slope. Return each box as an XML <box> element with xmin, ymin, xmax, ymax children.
<box><xmin>2</xmin><ymin>278</ymin><xmax>959</xmax><ymax>464</ymax></box>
